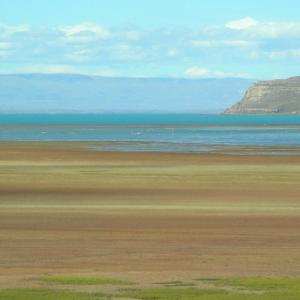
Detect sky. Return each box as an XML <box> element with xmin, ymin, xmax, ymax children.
<box><xmin>1</xmin><ymin>0</ymin><xmax>300</xmax><ymax>79</ymax></box>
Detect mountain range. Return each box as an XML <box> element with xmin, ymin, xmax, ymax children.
<box><xmin>0</xmin><ymin>74</ymin><xmax>253</xmax><ymax>113</ymax></box>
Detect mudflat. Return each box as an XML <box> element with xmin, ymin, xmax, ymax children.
<box><xmin>0</xmin><ymin>142</ymin><xmax>300</xmax><ymax>287</ymax></box>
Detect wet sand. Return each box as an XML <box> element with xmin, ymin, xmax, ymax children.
<box><xmin>0</xmin><ymin>142</ymin><xmax>300</xmax><ymax>286</ymax></box>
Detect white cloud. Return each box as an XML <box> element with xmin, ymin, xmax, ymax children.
<box><xmin>192</xmin><ymin>39</ymin><xmax>257</xmax><ymax>48</ymax></box>
<box><xmin>17</xmin><ymin>64</ymin><xmax>80</xmax><ymax>74</ymax></box>
<box><xmin>112</xmin><ymin>43</ymin><xmax>145</xmax><ymax>61</ymax></box>
<box><xmin>0</xmin><ymin>23</ymin><xmax>31</xmax><ymax>38</ymax></box>
<box><xmin>185</xmin><ymin>67</ymin><xmax>210</xmax><ymax>77</ymax></box>
<box><xmin>1</xmin><ymin>19</ymin><xmax>300</xmax><ymax>78</ymax></box>
<box><xmin>66</xmin><ymin>49</ymin><xmax>92</xmax><ymax>62</ymax></box>
<box><xmin>247</xmin><ymin>50</ymin><xmax>261</xmax><ymax>60</ymax></box>
<box><xmin>60</xmin><ymin>22</ymin><xmax>110</xmax><ymax>43</ymax></box>
<box><xmin>225</xmin><ymin>17</ymin><xmax>300</xmax><ymax>39</ymax></box>
<box><xmin>92</xmin><ymin>70</ymin><xmax>119</xmax><ymax>77</ymax></box>
<box><xmin>118</xmin><ymin>30</ymin><xmax>142</xmax><ymax>40</ymax></box>
<box><xmin>0</xmin><ymin>42</ymin><xmax>13</xmax><ymax>58</ymax></box>
<box><xmin>166</xmin><ymin>49</ymin><xmax>179</xmax><ymax>57</ymax></box>
<box><xmin>267</xmin><ymin>48</ymin><xmax>300</xmax><ymax>59</ymax></box>
<box><xmin>184</xmin><ymin>67</ymin><xmax>247</xmax><ymax>78</ymax></box>
<box><xmin>1</xmin><ymin>64</ymin><xmax>120</xmax><ymax>77</ymax></box>
<box><xmin>226</xmin><ymin>17</ymin><xmax>258</xmax><ymax>30</ymax></box>
<box><xmin>0</xmin><ymin>42</ymin><xmax>12</xmax><ymax>49</ymax></box>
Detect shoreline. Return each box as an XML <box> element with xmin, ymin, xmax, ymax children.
<box><xmin>1</xmin><ymin>140</ymin><xmax>300</xmax><ymax>157</ymax></box>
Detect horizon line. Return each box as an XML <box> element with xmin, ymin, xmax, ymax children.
<box><xmin>0</xmin><ymin>72</ymin><xmax>257</xmax><ymax>81</ymax></box>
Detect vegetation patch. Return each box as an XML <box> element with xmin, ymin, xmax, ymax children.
<box><xmin>155</xmin><ymin>281</ymin><xmax>183</xmax><ymax>285</ymax></box>
<box><xmin>121</xmin><ymin>277</ymin><xmax>300</xmax><ymax>300</ymax></box>
<box><xmin>216</xmin><ymin>277</ymin><xmax>300</xmax><ymax>291</ymax></box>
<box><xmin>0</xmin><ymin>289</ymin><xmax>107</xmax><ymax>300</ymax></box>
<box><xmin>163</xmin><ymin>283</ymin><xmax>196</xmax><ymax>287</ymax></box>
<box><xmin>2</xmin><ymin>277</ymin><xmax>300</xmax><ymax>300</ymax></box>
<box><xmin>155</xmin><ymin>281</ymin><xmax>195</xmax><ymax>287</ymax></box>
<box><xmin>41</xmin><ymin>275</ymin><xmax>132</xmax><ymax>286</ymax></box>
<box><xmin>121</xmin><ymin>287</ymin><xmax>228</xmax><ymax>300</ymax></box>
<box><xmin>195</xmin><ymin>278</ymin><xmax>220</xmax><ymax>283</ymax></box>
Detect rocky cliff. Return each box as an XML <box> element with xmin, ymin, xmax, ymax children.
<box><xmin>224</xmin><ymin>77</ymin><xmax>300</xmax><ymax>114</ymax></box>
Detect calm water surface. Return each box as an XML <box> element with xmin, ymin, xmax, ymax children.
<box><xmin>1</xmin><ymin>114</ymin><xmax>300</xmax><ymax>154</ymax></box>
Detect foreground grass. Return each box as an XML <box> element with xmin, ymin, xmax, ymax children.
<box><xmin>217</xmin><ymin>277</ymin><xmax>300</xmax><ymax>291</ymax></box>
<box><xmin>122</xmin><ymin>277</ymin><xmax>300</xmax><ymax>300</ymax></box>
<box><xmin>0</xmin><ymin>289</ymin><xmax>107</xmax><ymax>300</ymax></box>
<box><xmin>122</xmin><ymin>288</ymin><xmax>300</xmax><ymax>300</ymax></box>
<box><xmin>1</xmin><ymin>277</ymin><xmax>300</xmax><ymax>299</ymax></box>
<box><xmin>42</xmin><ymin>275</ymin><xmax>131</xmax><ymax>286</ymax></box>
<box><xmin>121</xmin><ymin>288</ymin><xmax>228</xmax><ymax>300</ymax></box>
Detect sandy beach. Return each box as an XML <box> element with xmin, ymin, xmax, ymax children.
<box><xmin>0</xmin><ymin>142</ymin><xmax>300</xmax><ymax>287</ymax></box>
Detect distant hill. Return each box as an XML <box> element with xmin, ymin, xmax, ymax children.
<box><xmin>224</xmin><ymin>77</ymin><xmax>300</xmax><ymax>114</ymax></box>
<box><xmin>0</xmin><ymin>74</ymin><xmax>253</xmax><ymax>113</ymax></box>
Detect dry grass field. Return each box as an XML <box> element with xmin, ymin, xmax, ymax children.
<box><xmin>0</xmin><ymin>142</ymin><xmax>300</xmax><ymax>298</ymax></box>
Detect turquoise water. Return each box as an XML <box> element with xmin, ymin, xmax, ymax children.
<box><xmin>1</xmin><ymin>114</ymin><xmax>300</xmax><ymax>154</ymax></box>
<box><xmin>1</xmin><ymin>114</ymin><xmax>300</xmax><ymax>126</ymax></box>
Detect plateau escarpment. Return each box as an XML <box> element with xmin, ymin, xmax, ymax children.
<box><xmin>225</xmin><ymin>76</ymin><xmax>300</xmax><ymax>114</ymax></box>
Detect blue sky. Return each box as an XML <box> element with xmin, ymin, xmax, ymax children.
<box><xmin>1</xmin><ymin>0</ymin><xmax>300</xmax><ymax>78</ymax></box>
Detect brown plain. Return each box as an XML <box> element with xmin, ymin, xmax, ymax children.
<box><xmin>0</xmin><ymin>142</ymin><xmax>300</xmax><ymax>287</ymax></box>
